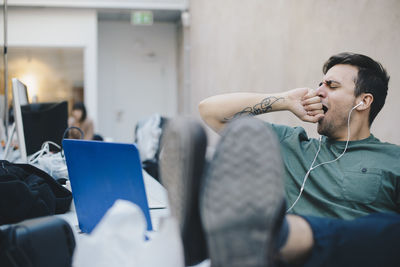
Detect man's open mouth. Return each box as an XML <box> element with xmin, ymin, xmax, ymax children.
<box><xmin>322</xmin><ymin>105</ymin><xmax>328</xmax><ymax>114</ymax></box>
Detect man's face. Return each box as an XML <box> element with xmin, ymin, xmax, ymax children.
<box><xmin>316</xmin><ymin>64</ymin><xmax>358</xmax><ymax>139</ymax></box>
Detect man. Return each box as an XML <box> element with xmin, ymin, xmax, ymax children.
<box><xmin>199</xmin><ymin>52</ymin><xmax>399</xmax><ymax>219</ymax></box>
<box><xmin>160</xmin><ymin>53</ymin><xmax>400</xmax><ymax>267</ymax></box>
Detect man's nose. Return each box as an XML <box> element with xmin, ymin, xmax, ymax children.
<box><xmin>316</xmin><ymin>84</ymin><xmax>327</xmax><ymax>98</ymax></box>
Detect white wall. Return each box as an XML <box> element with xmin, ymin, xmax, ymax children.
<box><xmin>0</xmin><ymin>7</ymin><xmax>98</xmax><ymax>128</ymax></box>
<box><xmin>98</xmin><ymin>21</ymin><xmax>178</xmax><ymax>142</ymax></box>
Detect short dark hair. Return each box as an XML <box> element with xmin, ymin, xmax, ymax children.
<box><xmin>323</xmin><ymin>52</ymin><xmax>390</xmax><ymax>125</ymax></box>
<box><xmin>72</xmin><ymin>102</ymin><xmax>87</xmax><ymax>122</ymax></box>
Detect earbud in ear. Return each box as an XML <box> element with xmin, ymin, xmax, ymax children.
<box><xmin>352</xmin><ymin>101</ymin><xmax>364</xmax><ymax>109</ymax></box>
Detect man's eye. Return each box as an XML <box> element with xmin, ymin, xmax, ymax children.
<box><xmin>318</xmin><ymin>82</ymin><xmax>323</xmax><ymax>87</ymax></box>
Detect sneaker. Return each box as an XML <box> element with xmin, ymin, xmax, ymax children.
<box><xmin>159</xmin><ymin>117</ymin><xmax>208</xmax><ymax>266</ymax></box>
<box><xmin>200</xmin><ymin>117</ymin><xmax>285</xmax><ymax>267</ymax></box>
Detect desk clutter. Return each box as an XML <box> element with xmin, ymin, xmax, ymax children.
<box><xmin>0</xmin><ymin>79</ymin><xmax>180</xmax><ymax>266</ymax></box>
<box><xmin>0</xmin><ymin>141</ymin><xmax>175</xmax><ymax>267</ymax></box>
<box><xmin>0</xmin><ymin>160</ymin><xmax>75</xmax><ymax>266</ymax></box>
<box><xmin>0</xmin><ymin>80</ymin><xmax>174</xmax><ymax>266</ymax></box>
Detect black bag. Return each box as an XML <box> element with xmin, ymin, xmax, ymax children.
<box><xmin>0</xmin><ymin>160</ymin><xmax>72</xmax><ymax>225</ymax></box>
<box><xmin>0</xmin><ymin>216</ymin><xmax>75</xmax><ymax>267</ymax></box>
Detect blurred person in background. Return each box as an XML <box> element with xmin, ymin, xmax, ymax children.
<box><xmin>68</xmin><ymin>102</ymin><xmax>95</xmax><ymax>140</ymax></box>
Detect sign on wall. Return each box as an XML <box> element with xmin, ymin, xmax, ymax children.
<box><xmin>131</xmin><ymin>11</ymin><xmax>154</xmax><ymax>25</ymax></box>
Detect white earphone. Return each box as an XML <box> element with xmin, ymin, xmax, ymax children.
<box><xmin>354</xmin><ymin>101</ymin><xmax>364</xmax><ymax>108</ymax></box>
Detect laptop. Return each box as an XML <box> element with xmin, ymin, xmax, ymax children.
<box><xmin>63</xmin><ymin>139</ymin><xmax>153</xmax><ymax>233</ymax></box>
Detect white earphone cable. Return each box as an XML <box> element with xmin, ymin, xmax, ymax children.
<box><xmin>286</xmin><ymin>101</ymin><xmax>362</xmax><ymax>212</ymax></box>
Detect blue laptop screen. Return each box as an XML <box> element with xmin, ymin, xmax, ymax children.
<box><xmin>63</xmin><ymin>139</ymin><xmax>153</xmax><ymax>233</ymax></box>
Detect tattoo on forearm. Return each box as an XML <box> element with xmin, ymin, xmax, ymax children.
<box><xmin>223</xmin><ymin>96</ymin><xmax>284</xmax><ymax>121</ymax></box>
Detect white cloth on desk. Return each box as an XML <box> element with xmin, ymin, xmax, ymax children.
<box><xmin>73</xmin><ymin>200</ymin><xmax>184</xmax><ymax>267</ymax></box>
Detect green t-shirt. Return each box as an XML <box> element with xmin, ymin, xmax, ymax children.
<box><xmin>269</xmin><ymin>123</ymin><xmax>400</xmax><ymax>219</ymax></box>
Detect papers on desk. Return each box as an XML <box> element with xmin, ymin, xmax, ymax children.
<box><xmin>143</xmin><ymin>169</ymin><xmax>169</xmax><ymax>209</ymax></box>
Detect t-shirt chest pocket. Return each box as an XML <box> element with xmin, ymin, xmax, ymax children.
<box><xmin>341</xmin><ymin>168</ymin><xmax>382</xmax><ymax>204</ymax></box>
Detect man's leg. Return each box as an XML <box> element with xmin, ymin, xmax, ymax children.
<box><xmin>277</xmin><ymin>213</ymin><xmax>400</xmax><ymax>267</ymax></box>
<box><xmin>160</xmin><ymin>117</ymin><xmax>208</xmax><ymax>266</ymax></box>
<box><xmin>296</xmin><ymin>212</ymin><xmax>400</xmax><ymax>267</ymax></box>
<box><xmin>199</xmin><ymin>117</ymin><xmax>285</xmax><ymax>267</ymax></box>
<box><xmin>278</xmin><ymin>215</ymin><xmax>314</xmax><ymax>265</ymax></box>
<box><xmin>161</xmin><ymin>117</ymin><xmax>286</xmax><ymax>266</ymax></box>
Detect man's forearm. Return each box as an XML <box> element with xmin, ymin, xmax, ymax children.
<box><xmin>199</xmin><ymin>88</ymin><xmax>324</xmax><ymax>133</ymax></box>
<box><xmin>198</xmin><ymin>92</ymin><xmax>288</xmax><ymax>132</ymax></box>
<box><xmin>222</xmin><ymin>95</ymin><xmax>285</xmax><ymax>121</ymax></box>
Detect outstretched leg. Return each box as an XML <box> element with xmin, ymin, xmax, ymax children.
<box><xmin>160</xmin><ymin>117</ymin><xmax>208</xmax><ymax>266</ymax></box>
<box><xmin>200</xmin><ymin>117</ymin><xmax>286</xmax><ymax>267</ymax></box>
<box><xmin>297</xmin><ymin>212</ymin><xmax>400</xmax><ymax>267</ymax></box>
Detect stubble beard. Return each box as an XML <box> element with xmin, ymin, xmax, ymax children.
<box><xmin>317</xmin><ymin>113</ymin><xmax>348</xmax><ymax>140</ymax></box>
<box><xmin>317</xmin><ymin>118</ymin><xmax>334</xmax><ymax>138</ymax></box>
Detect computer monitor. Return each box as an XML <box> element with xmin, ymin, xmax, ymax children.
<box><xmin>11</xmin><ymin>78</ymin><xmax>29</xmax><ymax>162</ymax></box>
<box><xmin>21</xmin><ymin>101</ymin><xmax>68</xmax><ymax>156</ymax></box>
<box><xmin>9</xmin><ymin>78</ymin><xmax>68</xmax><ymax>162</ymax></box>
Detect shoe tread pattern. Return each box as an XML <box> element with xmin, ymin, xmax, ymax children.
<box><xmin>201</xmin><ymin>118</ymin><xmax>284</xmax><ymax>267</ymax></box>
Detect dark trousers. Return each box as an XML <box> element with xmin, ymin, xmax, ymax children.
<box><xmin>300</xmin><ymin>212</ymin><xmax>400</xmax><ymax>267</ymax></box>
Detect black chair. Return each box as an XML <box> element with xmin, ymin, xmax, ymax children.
<box><xmin>0</xmin><ymin>216</ymin><xmax>75</xmax><ymax>267</ymax></box>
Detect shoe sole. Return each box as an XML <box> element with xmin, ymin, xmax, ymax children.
<box><xmin>200</xmin><ymin>118</ymin><xmax>284</xmax><ymax>267</ymax></box>
<box><xmin>160</xmin><ymin>117</ymin><xmax>208</xmax><ymax>266</ymax></box>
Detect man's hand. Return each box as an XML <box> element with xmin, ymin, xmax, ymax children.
<box><xmin>287</xmin><ymin>88</ymin><xmax>325</xmax><ymax>123</ymax></box>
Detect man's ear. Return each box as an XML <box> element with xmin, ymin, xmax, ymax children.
<box><xmin>357</xmin><ymin>93</ymin><xmax>373</xmax><ymax>110</ymax></box>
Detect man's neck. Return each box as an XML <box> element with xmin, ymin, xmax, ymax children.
<box><xmin>334</xmin><ymin>122</ymin><xmax>371</xmax><ymax>141</ymax></box>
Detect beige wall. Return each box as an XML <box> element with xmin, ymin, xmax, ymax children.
<box><xmin>189</xmin><ymin>0</ymin><xmax>400</xmax><ymax>146</ymax></box>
